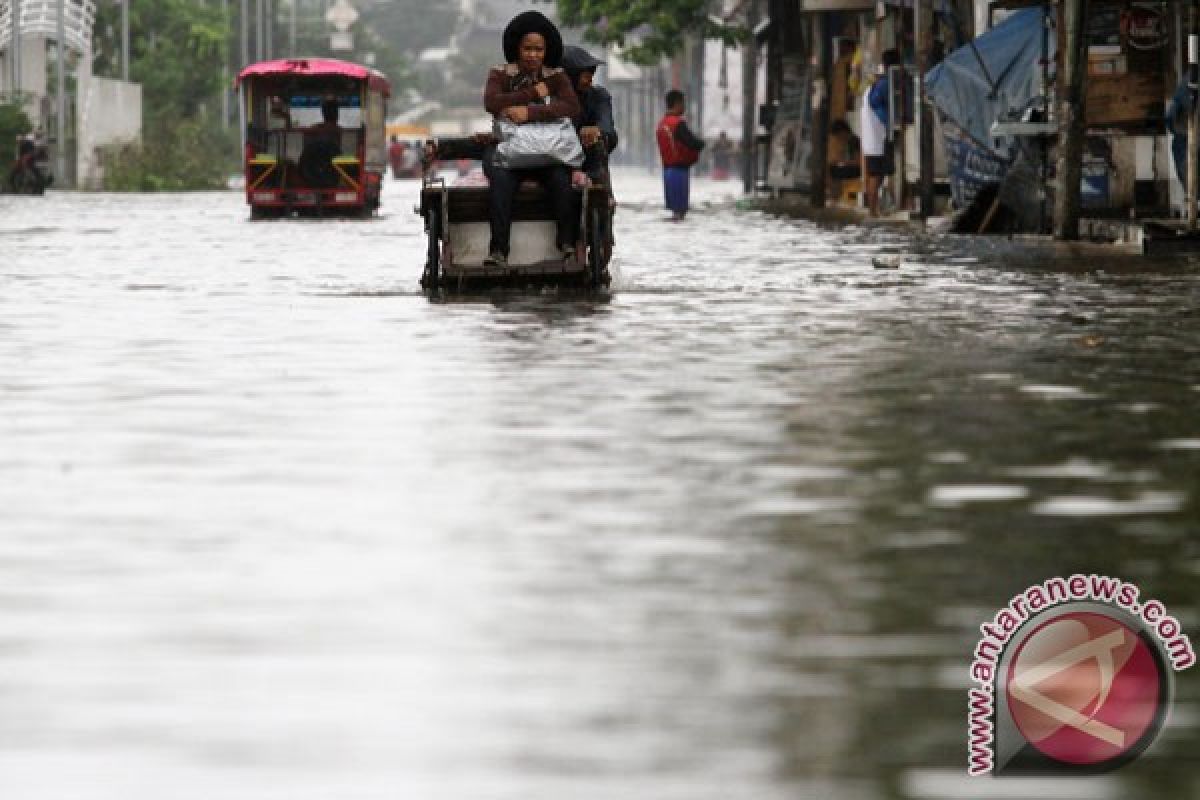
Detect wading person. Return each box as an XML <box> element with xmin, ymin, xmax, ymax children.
<box><xmin>388</xmin><ymin>135</ymin><xmax>406</xmax><ymax>179</ymax></box>
<box><xmin>656</xmin><ymin>89</ymin><xmax>705</xmax><ymax>221</ymax></box>
<box><xmin>482</xmin><ymin>11</ymin><xmax>581</xmax><ymax>267</ymax></box>
<box><xmin>711</xmin><ymin>131</ymin><xmax>734</xmax><ymax>181</ymax></box>
<box><xmin>860</xmin><ymin>49</ymin><xmax>899</xmax><ymax>216</ymax></box>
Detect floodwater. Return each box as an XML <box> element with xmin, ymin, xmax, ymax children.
<box><xmin>1</xmin><ymin>171</ymin><xmax>1198</xmax><ymax>799</ymax></box>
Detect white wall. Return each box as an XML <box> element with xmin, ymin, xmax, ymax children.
<box><xmin>703</xmin><ymin>39</ymin><xmax>742</xmax><ymax>140</ymax></box>
<box><xmin>5</xmin><ymin>34</ymin><xmax>48</xmax><ymax>102</ymax></box>
<box><xmin>77</xmin><ymin>74</ymin><xmax>141</xmax><ymax>189</ymax></box>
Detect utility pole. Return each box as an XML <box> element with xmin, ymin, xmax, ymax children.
<box><xmin>256</xmin><ymin>0</ymin><xmax>263</xmax><ymax>61</ymax></box>
<box><xmin>221</xmin><ymin>0</ymin><xmax>229</xmax><ymax>126</ymax></box>
<box><xmin>56</xmin><ymin>0</ymin><xmax>67</xmax><ymax>185</ymax></box>
<box><xmin>10</xmin><ymin>0</ymin><xmax>21</xmax><ymax>95</ymax></box>
<box><xmin>240</xmin><ymin>0</ymin><xmax>249</xmax><ymax>67</ymax></box>
<box><xmin>289</xmin><ymin>0</ymin><xmax>296</xmax><ymax>56</ymax></box>
<box><xmin>265</xmin><ymin>0</ymin><xmax>272</xmax><ymax>60</ymax></box>
<box><xmin>1053</xmin><ymin>0</ymin><xmax>1087</xmax><ymax>240</ymax></box>
<box><xmin>121</xmin><ymin>0</ymin><xmax>129</xmax><ymax>81</ymax></box>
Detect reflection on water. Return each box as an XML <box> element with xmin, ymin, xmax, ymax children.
<box><xmin>0</xmin><ymin>172</ymin><xmax>1198</xmax><ymax>798</ymax></box>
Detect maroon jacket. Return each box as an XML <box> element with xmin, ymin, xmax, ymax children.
<box><xmin>483</xmin><ymin>64</ymin><xmax>580</xmax><ymax>123</ymax></box>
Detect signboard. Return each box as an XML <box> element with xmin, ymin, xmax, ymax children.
<box><xmin>1126</xmin><ymin>3</ymin><xmax>1168</xmax><ymax>51</ymax></box>
<box><xmin>1081</xmin><ymin>0</ymin><xmax>1166</xmax><ymax>129</ymax></box>
<box><xmin>1085</xmin><ymin>5</ymin><xmax>1122</xmax><ymax>54</ymax></box>
<box><xmin>326</xmin><ymin>0</ymin><xmax>359</xmax><ymax>31</ymax></box>
<box><xmin>799</xmin><ymin>0</ymin><xmax>875</xmax><ymax>10</ymax></box>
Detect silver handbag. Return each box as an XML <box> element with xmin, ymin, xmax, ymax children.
<box><xmin>493</xmin><ymin>115</ymin><xmax>585</xmax><ymax>169</ymax></box>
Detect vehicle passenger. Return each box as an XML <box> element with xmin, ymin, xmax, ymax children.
<box><xmin>561</xmin><ymin>45</ymin><xmax>618</xmax><ymax>186</ymax></box>
<box><xmin>562</xmin><ymin>44</ymin><xmax>618</xmax><ymax>275</ymax></box>
<box><xmin>268</xmin><ymin>96</ymin><xmax>292</xmax><ymax>130</ymax></box>
<box><xmin>481</xmin><ymin>11</ymin><xmax>581</xmax><ymax>267</ymax></box>
<box><xmin>300</xmin><ymin>97</ymin><xmax>342</xmax><ymax>188</ymax></box>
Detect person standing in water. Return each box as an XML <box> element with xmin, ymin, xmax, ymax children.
<box><xmin>656</xmin><ymin>89</ymin><xmax>705</xmax><ymax>221</ymax></box>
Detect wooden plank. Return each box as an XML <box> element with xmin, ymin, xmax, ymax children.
<box><xmin>443</xmin><ymin>260</ymin><xmax>587</xmax><ymax>276</ymax></box>
<box><xmin>800</xmin><ymin>0</ymin><xmax>873</xmax><ymax>10</ymax></box>
<box><xmin>1085</xmin><ymin>73</ymin><xmax>1164</xmax><ymax>128</ymax></box>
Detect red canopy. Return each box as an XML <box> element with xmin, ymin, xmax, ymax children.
<box><xmin>236</xmin><ymin>58</ymin><xmax>391</xmax><ymax>96</ymax></box>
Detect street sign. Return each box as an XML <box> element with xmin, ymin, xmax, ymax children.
<box><xmin>325</xmin><ymin>0</ymin><xmax>359</xmax><ymax>32</ymax></box>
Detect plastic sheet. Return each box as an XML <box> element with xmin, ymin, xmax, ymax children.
<box><xmin>925</xmin><ymin>8</ymin><xmax>1056</xmax><ymax>158</ymax></box>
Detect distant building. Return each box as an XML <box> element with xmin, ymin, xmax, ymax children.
<box><xmin>1</xmin><ymin>0</ymin><xmax>141</xmax><ymax>188</ymax></box>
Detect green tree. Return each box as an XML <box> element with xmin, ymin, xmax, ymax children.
<box><xmin>544</xmin><ymin>0</ymin><xmax>744</xmax><ymax>64</ymax></box>
<box><xmin>359</xmin><ymin>0</ymin><xmax>458</xmax><ymax>61</ymax></box>
<box><xmin>91</xmin><ymin>0</ymin><xmax>235</xmax><ymax>189</ymax></box>
<box><xmin>0</xmin><ymin>97</ymin><xmax>34</xmax><ymax>161</ymax></box>
<box><xmin>124</xmin><ymin>0</ymin><xmax>229</xmax><ymax>126</ymax></box>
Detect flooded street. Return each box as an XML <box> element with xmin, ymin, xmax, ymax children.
<box><xmin>2</xmin><ymin>171</ymin><xmax>1199</xmax><ymax>798</ymax></box>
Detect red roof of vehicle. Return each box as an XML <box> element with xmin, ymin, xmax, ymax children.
<box><xmin>236</xmin><ymin>58</ymin><xmax>390</xmax><ymax>95</ymax></box>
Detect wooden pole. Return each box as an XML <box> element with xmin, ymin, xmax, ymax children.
<box><xmin>810</xmin><ymin>12</ymin><xmax>828</xmax><ymax>207</ymax></box>
<box><xmin>916</xmin><ymin>0</ymin><xmax>934</xmax><ymax>218</ymax></box>
<box><xmin>893</xmin><ymin>5</ymin><xmax>907</xmax><ymax>212</ymax></box>
<box><xmin>742</xmin><ymin>1</ymin><xmax>759</xmax><ymax>192</ymax></box>
<box><xmin>1053</xmin><ymin>0</ymin><xmax>1087</xmax><ymax>240</ymax></box>
<box><xmin>1188</xmin><ymin>7</ymin><xmax>1198</xmax><ymax>229</ymax></box>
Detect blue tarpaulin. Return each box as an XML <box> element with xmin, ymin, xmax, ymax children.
<box><xmin>925</xmin><ymin>7</ymin><xmax>1055</xmax><ymax>155</ymax></box>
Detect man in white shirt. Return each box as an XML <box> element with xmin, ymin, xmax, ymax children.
<box><xmin>860</xmin><ymin>49</ymin><xmax>899</xmax><ymax>216</ymax></box>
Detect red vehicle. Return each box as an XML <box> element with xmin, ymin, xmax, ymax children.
<box><xmin>236</xmin><ymin>58</ymin><xmax>390</xmax><ymax>218</ymax></box>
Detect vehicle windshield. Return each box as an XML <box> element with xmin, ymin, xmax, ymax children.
<box><xmin>284</xmin><ymin>93</ymin><xmax>363</xmax><ymax>128</ymax></box>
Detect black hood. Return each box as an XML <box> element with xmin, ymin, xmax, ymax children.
<box><xmin>562</xmin><ymin>45</ymin><xmax>605</xmax><ymax>74</ymax></box>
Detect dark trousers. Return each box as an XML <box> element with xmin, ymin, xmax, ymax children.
<box><xmin>483</xmin><ymin>149</ymin><xmax>574</xmax><ymax>256</ymax></box>
<box><xmin>663</xmin><ymin>166</ymin><xmax>690</xmax><ymax>214</ymax></box>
